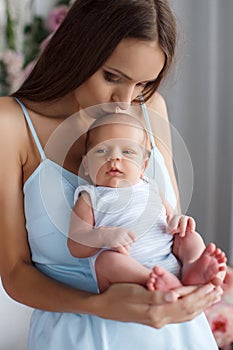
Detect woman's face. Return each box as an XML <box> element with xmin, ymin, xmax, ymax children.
<box><xmin>74</xmin><ymin>38</ymin><xmax>165</xmax><ymax>114</ymax></box>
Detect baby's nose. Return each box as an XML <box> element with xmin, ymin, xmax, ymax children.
<box><xmin>107</xmin><ymin>155</ymin><xmax>121</xmax><ymax>162</ymax></box>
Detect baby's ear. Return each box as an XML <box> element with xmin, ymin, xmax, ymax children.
<box><xmin>143</xmin><ymin>157</ymin><xmax>149</xmax><ymax>171</ymax></box>
<box><xmin>140</xmin><ymin>157</ymin><xmax>149</xmax><ymax>177</ymax></box>
<box><xmin>82</xmin><ymin>155</ymin><xmax>89</xmax><ymax>176</ymax></box>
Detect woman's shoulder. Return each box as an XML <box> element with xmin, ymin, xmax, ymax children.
<box><xmin>146</xmin><ymin>91</ymin><xmax>169</xmax><ymax>121</ymax></box>
<box><xmin>0</xmin><ymin>96</ymin><xmax>28</xmax><ymax>159</ymax></box>
<box><xmin>0</xmin><ymin>96</ymin><xmax>23</xmax><ymax>125</ymax></box>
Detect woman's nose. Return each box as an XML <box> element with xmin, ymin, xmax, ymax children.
<box><xmin>111</xmin><ymin>87</ymin><xmax>134</xmax><ymax>109</ymax></box>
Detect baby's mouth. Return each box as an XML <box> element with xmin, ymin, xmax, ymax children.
<box><xmin>106</xmin><ymin>167</ymin><xmax>123</xmax><ymax>176</ymax></box>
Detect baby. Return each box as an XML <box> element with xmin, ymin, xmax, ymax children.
<box><xmin>68</xmin><ymin>113</ymin><xmax>226</xmax><ymax>294</ymax></box>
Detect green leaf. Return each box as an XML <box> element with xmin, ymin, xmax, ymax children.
<box><xmin>5</xmin><ymin>0</ymin><xmax>16</xmax><ymax>50</ymax></box>
<box><xmin>0</xmin><ymin>60</ymin><xmax>10</xmax><ymax>95</ymax></box>
<box><xmin>23</xmin><ymin>16</ymin><xmax>49</xmax><ymax>67</ymax></box>
<box><xmin>56</xmin><ymin>0</ymin><xmax>71</xmax><ymax>6</ymax></box>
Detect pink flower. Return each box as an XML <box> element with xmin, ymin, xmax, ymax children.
<box><xmin>205</xmin><ymin>301</ymin><xmax>233</xmax><ymax>348</ymax></box>
<box><xmin>221</xmin><ymin>345</ymin><xmax>233</xmax><ymax>350</ymax></box>
<box><xmin>23</xmin><ymin>60</ymin><xmax>37</xmax><ymax>79</ymax></box>
<box><xmin>212</xmin><ymin>314</ymin><xmax>227</xmax><ymax>334</ymax></box>
<box><xmin>1</xmin><ymin>50</ymin><xmax>25</xmax><ymax>92</ymax></box>
<box><xmin>222</xmin><ymin>267</ymin><xmax>233</xmax><ymax>305</ymax></box>
<box><xmin>39</xmin><ymin>33</ymin><xmax>54</xmax><ymax>52</ymax></box>
<box><xmin>46</xmin><ymin>5</ymin><xmax>68</xmax><ymax>32</ymax></box>
<box><xmin>223</xmin><ymin>285</ymin><xmax>233</xmax><ymax>306</ymax></box>
<box><xmin>223</xmin><ymin>267</ymin><xmax>233</xmax><ymax>288</ymax></box>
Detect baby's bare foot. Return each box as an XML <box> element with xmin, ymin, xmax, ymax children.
<box><xmin>182</xmin><ymin>243</ymin><xmax>227</xmax><ymax>286</ymax></box>
<box><xmin>147</xmin><ymin>266</ymin><xmax>182</xmax><ymax>291</ymax></box>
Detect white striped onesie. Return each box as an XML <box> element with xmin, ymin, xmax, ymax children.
<box><xmin>74</xmin><ymin>178</ymin><xmax>181</xmax><ymax>282</ymax></box>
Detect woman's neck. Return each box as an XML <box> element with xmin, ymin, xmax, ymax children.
<box><xmin>21</xmin><ymin>93</ymin><xmax>80</xmax><ymax>119</ymax></box>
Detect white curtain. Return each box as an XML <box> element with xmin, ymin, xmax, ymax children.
<box><xmin>162</xmin><ymin>0</ymin><xmax>233</xmax><ymax>263</ymax></box>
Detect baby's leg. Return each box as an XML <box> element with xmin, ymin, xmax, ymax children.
<box><xmin>174</xmin><ymin>232</ymin><xmax>227</xmax><ymax>286</ymax></box>
<box><xmin>96</xmin><ymin>250</ymin><xmax>182</xmax><ymax>293</ymax></box>
<box><xmin>182</xmin><ymin>243</ymin><xmax>227</xmax><ymax>286</ymax></box>
<box><xmin>147</xmin><ymin>266</ymin><xmax>182</xmax><ymax>291</ymax></box>
<box><xmin>95</xmin><ymin>250</ymin><xmax>152</xmax><ymax>292</ymax></box>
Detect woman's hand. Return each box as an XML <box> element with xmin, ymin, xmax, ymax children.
<box><xmin>92</xmin><ymin>282</ymin><xmax>222</xmax><ymax>328</ymax></box>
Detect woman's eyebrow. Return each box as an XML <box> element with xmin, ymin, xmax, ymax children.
<box><xmin>104</xmin><ymin>65</ymin><xmax>133</xmax><ymax>81</ymax></box>
<box><xmin>104</xmin><ymin>65</ymin><xmax>156</xmax><ymax>84</ymax></box>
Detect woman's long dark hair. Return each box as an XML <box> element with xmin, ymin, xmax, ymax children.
<box><xmin>12</xmin><ymin>0</ymin><xmax>176</xmax><ymax>103</ymax></box>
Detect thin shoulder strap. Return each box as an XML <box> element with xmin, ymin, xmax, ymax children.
<box><xmin>139</xmin><ymin>93</ymin><xmax>156</xmax><ymax>149</ymax></box>
<box><xmin>15</xmin><ymin>97</ymin><xmax>46</xmax><ymax>160</ymax></box>
<box><xmin>139</xmin><ymin>93</ymin><xmax>157</xmax><ymax>178</ymax></box>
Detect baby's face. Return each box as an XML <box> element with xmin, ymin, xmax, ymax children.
<box><xmin>84</xmin><ymin>123</ymin><xmax>148</xmax><ymax>188</ymax></box>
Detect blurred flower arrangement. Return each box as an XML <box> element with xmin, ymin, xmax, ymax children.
<box><xmin>205</xmin><ymin>266</ymin><xmax>233</xmax><ymax>350</ymax></box>
<box><xmin>0</xmin><ymin>0</ymin><xmax>72</xmax><ymax>96</ymax></box>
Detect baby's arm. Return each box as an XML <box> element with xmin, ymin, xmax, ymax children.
<box><xmin>162</xmin><ymin>195</ymin><xmax>196</xmax><ymax>237</ymax></box>
<box><xmin>167</xmin><ymin>214</ymin><xmax>196</xmax><ymax>237</ymax></box>
<box><xmin>68</xmin><ymin>192</ymin><xmax>100</xmax><ymax>258</ymax></box>
<box><xmin>163</xmin><ymin>198</ymin><xmax>205</xmax><ymax>263</ymax></box>
<box><xmin>68</xmin><ymin>192</ymin><xmax>135</xmax><ymax>258</ymax></box>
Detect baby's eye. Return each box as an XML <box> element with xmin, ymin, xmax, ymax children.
<box><xmin>96</xmin><ymin>149</ymin><xmax>107</xmax><ymax>154</ymax></box>
<box><xmin>123</xmin><ymin>149</ymin><xmax>135</xmax><ymax>155</ymax></box>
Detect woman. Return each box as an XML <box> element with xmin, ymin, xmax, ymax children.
<box><xmin>0</xmin><ymin>1</ymin><xmax>221</xmax><ymax>349</ymax></box>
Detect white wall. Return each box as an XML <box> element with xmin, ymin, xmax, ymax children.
<box><xmin>0</xmin><ymin>280</ymin><xmax>32</xmax><ymax>350</ymax></box>
<box><xmin>34</xmin><ymin>0</ymin><xmax>57</xmax><ymax>16</ymax></box>
<box><xmin>163</xmin><ymin>0</ymin><xmax>233</xmax><ymax>258</ymax></box>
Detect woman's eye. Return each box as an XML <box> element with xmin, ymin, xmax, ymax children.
<box><xmin>103</xmin><ymin>71</ymin><xmax>122</xmax><ymax>83</ymax></box>
<box><xmin>136</xmin><ymin>82</ymin><xmax>147</xmax><ymax>89</ymax></box>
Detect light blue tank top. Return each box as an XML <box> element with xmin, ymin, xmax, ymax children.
<box><xmin>15</xmin><ymin>98</ymin><xmax>218</xmax><ymax>350</ymax></box>
<box><xmin>15</xmin><ymin>98</ymin><xmax>95</xmax><ymax>292</ymax></box>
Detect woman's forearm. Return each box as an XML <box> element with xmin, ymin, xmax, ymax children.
<box><xmin>2</xmin><ymin>261</ymin><xmax>223</xmax><ymax>328</ymax></box>
<box><xmin>2</xmin><ymin>261</ymin><xmax>96</xmax><ymax>313</ymax></box>
<box><xmin>67</xmin><ymin>237</ymin><xmax>100</xmax><ymax>258</ymax></box>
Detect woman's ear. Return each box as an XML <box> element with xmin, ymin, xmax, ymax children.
<box><xmin>82</xmin><ymin>155</ymin><xmax>89</xmax><ymax>176</ymax></box>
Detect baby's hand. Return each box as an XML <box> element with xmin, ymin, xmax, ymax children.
<box><xmin>167</xmin><ymin>215</ymin><xmax>196</xmax><ymax>237</ymax></box>
<box><xmin>97</xmin><ymin>226</ymin><xmax>135</xmax><ymax>254</ymax></box>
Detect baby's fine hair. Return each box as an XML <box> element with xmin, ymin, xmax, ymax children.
<box><xmin>85</xmin><ymin>113</ymin><xmax>152</xmax><ymax>158</ymax></box>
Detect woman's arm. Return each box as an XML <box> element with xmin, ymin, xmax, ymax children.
<box><xmin>0</xmin><ymin>97</ymin><xmax>222</xmax><ymax>327</ymax></box>
<box><xmin>0</xmin><ymin>100</ymin><xmax>94</xmax><ymax>312</ymax></box>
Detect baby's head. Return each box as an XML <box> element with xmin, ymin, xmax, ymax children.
<box><xmin>83</xmin><ymin>113</ymin><xmax>151</xmax><ymax>188</ymax></box>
